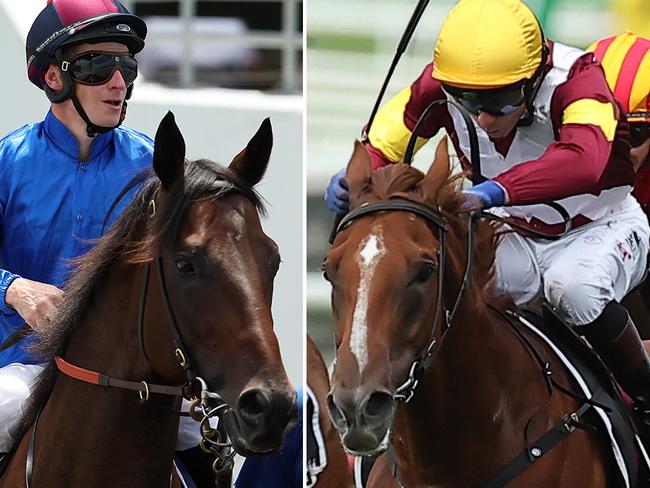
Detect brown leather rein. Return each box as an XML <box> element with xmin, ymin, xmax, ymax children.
<box><xmin>54</xmin><ymin>355</ymin><xmax>184</xmax><ymax>401</ymax></box>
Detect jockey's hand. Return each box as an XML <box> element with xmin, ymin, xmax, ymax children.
<box><xmin>5</xmin><ymin>278</ymin><xmax>64</xmax><ymax>332</ymax></box>
<box><xmin>462</xmin><ymin>180</ymin><xmax>507</xmax><ymax>210</ymax></box>
<box><xmin>324</xmin><ymin>168</ymin><xmax>349</xmax><ymax>214</ymax></box>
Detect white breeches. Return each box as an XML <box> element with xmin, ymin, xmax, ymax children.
<box><xmin>494</xmin><ymin>195</ymin><xmax>650</xmax><ymax>326</ymax></box>
<box><xmin>0</xmin><ymin>362</ymin><xmax>46</xmax><ymax>452</ymax></box>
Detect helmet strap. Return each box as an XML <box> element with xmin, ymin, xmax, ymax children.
<box><xmin>70</xmin><ymin>93</ymin><xmax>121</xmax><ymax>138</ymax></box>
<box><xmin>517</xmin><ymin>39</ymin><xmax>550</xmax><ymax>127</ymax></box>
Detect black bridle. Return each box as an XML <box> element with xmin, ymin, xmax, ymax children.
<box><xmin>330</xmin><ymin>91</ymin><xmax>572</xmax><ymax>407</ymax></box>
<box><xmin>135</xmin><ymin>195</ymin><xmax>236</xmax><ymax>477</ymax></box>
<box><xmin>332</xmin><ymin>199</ymin><xmax>478</xmax><ymax>403</ymax></box>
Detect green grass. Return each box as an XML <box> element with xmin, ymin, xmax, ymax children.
<box><xmin>307</xmin><ymin>33</ymin><xmax>377</xmax><ymax>53</ymax></box>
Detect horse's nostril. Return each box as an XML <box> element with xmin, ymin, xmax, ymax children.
<box><xmin>364</xmin><ymin>391</ymin><xmax>394</xmax><ymax>421</ymax></box>
<box><xmin>327</xmin><ymin>393</ymin><xmax>348</xmax><ymax>430</ymax></box>
<box><xmin>238</xmin><ymin>388</ymin><xmax>272</xmax><ymax>422</ymax></box>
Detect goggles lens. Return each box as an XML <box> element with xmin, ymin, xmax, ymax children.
<box><xmin>442</xmin><ymin>83</ymin><xmax>526</xmax><ymax>117</ymax></box>
<box><xmin>68</xmin><ymin>52</ymin><xmax>138</xmax><ymax>86</ymax></box>
<box><xmin>630</xmin><ymin>123</ymin><xmax>650</xmax><ymax>148</ymax></box>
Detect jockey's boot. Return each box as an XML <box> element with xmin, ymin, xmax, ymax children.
<box><xmin>581</xmin><ymin>302</ymin><xmax>650</xmax><ymax>438</ymax></box>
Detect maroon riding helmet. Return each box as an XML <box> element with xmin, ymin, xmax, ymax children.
<box><xmin>26</xmin><ymin>0</ymin><xmax>147</xmax><ymax>135</ymax></box>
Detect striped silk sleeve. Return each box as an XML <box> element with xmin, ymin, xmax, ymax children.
<box><xmin>366</xmin><ymin>63</ymin><xmax>448</xmax><ymax>168</ymax></box>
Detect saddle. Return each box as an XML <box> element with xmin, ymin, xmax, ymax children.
<box><xmin>514</xmin><ymin>304</ymin><xmax>646</xmax><ymax>488</ymax></box>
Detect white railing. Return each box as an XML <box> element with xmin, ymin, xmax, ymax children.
<box><xmin>122</xmin><ymin>0</ymin><xmax>302</xmax><ymax>92</ymax></box>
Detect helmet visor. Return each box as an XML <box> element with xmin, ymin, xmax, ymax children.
<box><xmin>442</xmin><ymin>82</ymin><xmax>527</xmax><ymax>117</ymax></box>
<box><xmin>68</xmin><ymin>52</ymin><xmax>138</xmax><ymax>86</ymax></box>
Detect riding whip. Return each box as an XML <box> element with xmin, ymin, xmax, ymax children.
<box><xmin>330</xmin><ymin>0</ymin><xmax>431</xmax><ymax>242</ymax></box>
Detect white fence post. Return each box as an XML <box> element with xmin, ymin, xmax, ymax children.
<box><xmin>119</xmin><ymin>0</ymin><xmax>302</xmax><ymax>91</ymax></box>
<box><xmin>179</xmin><ymin>0</ymin><xmax>197</xmax><ymax>87</ymax></box>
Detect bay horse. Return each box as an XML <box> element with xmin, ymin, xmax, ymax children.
<box><xmin>0</xmin><ymin>112</ymin><xmax>297</xmax><ymax>488</ymax></box>
<box><xmin>323</xmin><ymin>138</ymin><xmax>620</xmax><ymax>487</ymax></box>
<box><xmin>306</xmin><ymin>335</ymin><xmax>352</xmax><ymax>487</ymax></box>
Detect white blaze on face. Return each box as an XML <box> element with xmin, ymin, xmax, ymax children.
<box><xmin>350</xmin><ymin>227</ymin><xmax>386</xmax><ymax>373</ymax></box>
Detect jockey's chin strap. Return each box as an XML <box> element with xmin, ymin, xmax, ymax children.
<box><xmin>70</xmin><ymin>91</ymin><xmax>130</xmax><ymax>139</ymax></box>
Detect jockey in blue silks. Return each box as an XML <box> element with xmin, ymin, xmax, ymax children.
<box><xmin>0</xmin><ymin>0</ymin><xmax>153</xmax><ymax>453</ymax></box>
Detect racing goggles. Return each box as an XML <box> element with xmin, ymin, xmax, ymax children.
<box><xmin>64</xmin><ymin>52</ymin><xmax>138</xmax><ymax>86</ymax></box>
<box><xmin>442</xmin><ymin>82</ymin><xmax>527</xmax><ymax>117</ymax></box>
<box><xmin>630</xmin><ymin>122</ymin><xmax>650</xmax><ymax>148</ymax></box>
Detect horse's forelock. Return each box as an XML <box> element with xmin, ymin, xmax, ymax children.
<box><xmin>360</xmin><ymin>162</ymin><xmax>498</xmax><ymax>297</ymax></box>
<box><xmin>365</xmin><ymin>162</ymin><xmax>463</xmax><ymax>210</ymax></box>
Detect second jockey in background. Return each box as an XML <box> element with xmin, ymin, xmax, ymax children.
<box><xmin>588</xmin><ymin>33</ymin><xmax>650</xmax><ymax>216</ymax></box>
<box><xmin>325</xmin><ymin>0</ymin><xmax>650</xmax><ymax>436</ymax></box>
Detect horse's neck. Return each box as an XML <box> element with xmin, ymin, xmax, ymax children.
<box><xmin>32</xmin><ymin>379</ymin><xmax>180</xmax><ymax>485</ymax></box>
<box><xmin>65</xmin><ymin>261</ymin><xmax>149</xmax><ymax>375</ymax></box>
<box><xmin>392</xmin><ymin>302</ymin><xmax>551</xmax><ymax>485</ymax></box>
<box><xmin>31</xmin><ymin>263</ymin><xmax>180</xmax><ymax>486</ymax></box>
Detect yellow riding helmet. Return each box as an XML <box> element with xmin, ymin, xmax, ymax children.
<box><xmin>433</xmin><ymin>0</ymin><xmax>544</xmax><ymax>89</ymax></box>
<box><xmin>587</xmin><ymin>32</ymin><xmax>650</xmax><ymax>123</ymax></box>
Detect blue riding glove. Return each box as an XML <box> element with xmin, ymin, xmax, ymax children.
<box><xmin>324</xmin><ymin>168</ymin><xmax>350</xmax><ymax>214</ymax></box>
<box><xmin>462</xmin><ymin>180</ymin><xmax>506</xmax><ymax>210</ymax></box>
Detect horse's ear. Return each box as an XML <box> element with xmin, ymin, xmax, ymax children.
<box><xmin>229</xmin><ymin>118</ymin><xmax>273</xmax><ymax>186</ymax></box>
<box><xmin>421</xmin><ymin>136</ymin><xmax>450</xmax><ymax>198</ymax></box>
<box><xmin>346</xmin><ymin>140</ymin><xmax>372</xmax><ymax>195</ymax></box>
<box><xmin>153</xmin><ymin>111</ymin><xmax>186</xmax><ymax>190</ymax></box>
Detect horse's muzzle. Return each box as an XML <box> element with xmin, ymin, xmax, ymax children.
<box><xmin>327</xmin><ymin>388</ymin><xmax>395</xmax><ymax>455</ymax></box>
<box><xmin>222</xmin><ymin>387</ymin><xmax>298</xmax><ymax>456</ymax></box>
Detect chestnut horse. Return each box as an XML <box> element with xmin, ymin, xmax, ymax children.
<box><xmin>307</xmin><ymin>335</ymin><xmax>352</xmax><ymax>487</ymax></box>
<box><xmin>0</xmin><ymin>112</ymin><xmax>297</xmax><ymax>488</ymax></box>
<box><xmin>323</xmin><ymin>138</ymin><xmax>620</xmax><ymax>487</ymax></box>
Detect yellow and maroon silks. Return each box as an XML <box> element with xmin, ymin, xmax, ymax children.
<box><xmin>589</xmin><ymin>33</ymin><xmax>650</xmax><ymax>123</ymax></box>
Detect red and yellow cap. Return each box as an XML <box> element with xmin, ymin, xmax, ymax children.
<box><xmin>588</xmin><ymin>32</ymin><xmax>650</xmax><ymax>123</ymax></box>
<box><xmin>433</xmin><ymin>0</ymin><xmax>544</xmax><ymax>89</ymax></box>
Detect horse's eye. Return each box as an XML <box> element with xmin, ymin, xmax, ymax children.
<box><xmin>175</xmin><ymin>258</ymin><xmax>195</xmax><ymax>274</ymax></box>
<box><xmin>414</xmin><ymin>262</ymin><xmax>435</xmax><ymax>284</ymax></box>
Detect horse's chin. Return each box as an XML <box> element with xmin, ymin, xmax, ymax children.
<box><xmin>345</xmin><ymin>445</ymin><xmax>389</xmax><ymax>458</ymax></box>
<box><xmin>341</xmin><ymin>426</ymin><xmax>391</xmax><ymax>458</ymax></box>
<box><xmin>220</xmin><ymin>409</ymin><xmax>285</xmax><ymax>456</ymax></box>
